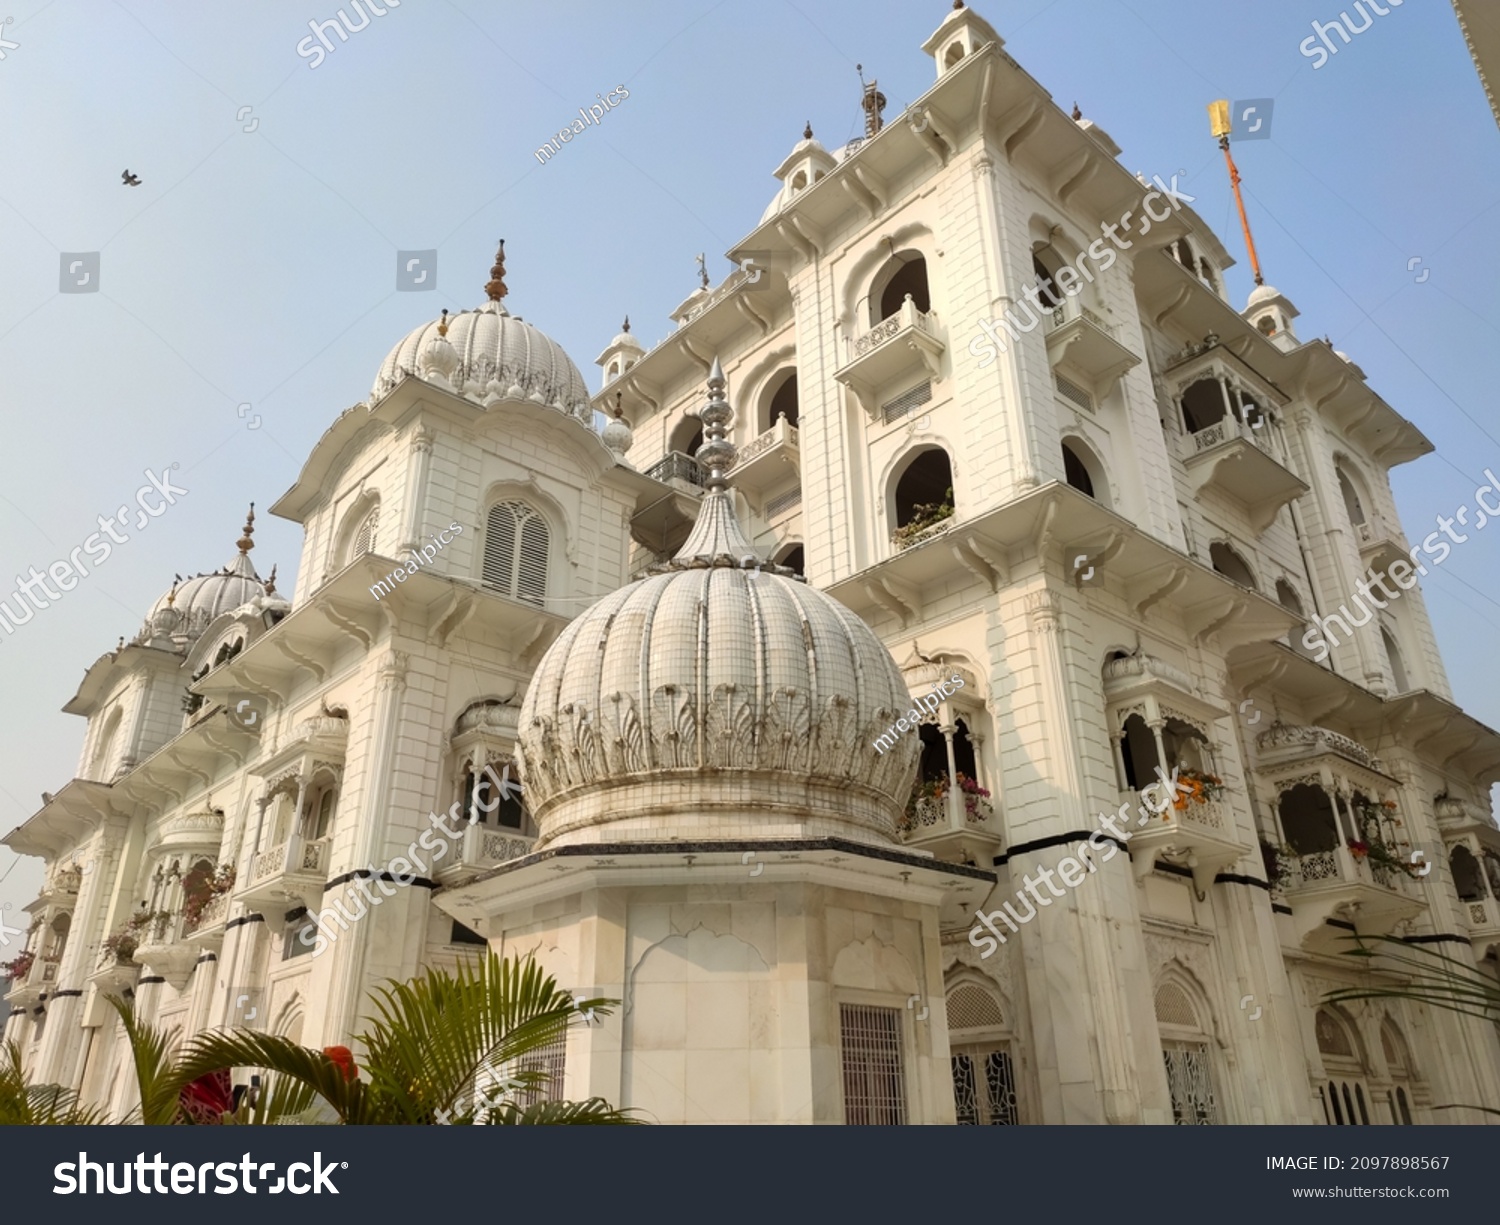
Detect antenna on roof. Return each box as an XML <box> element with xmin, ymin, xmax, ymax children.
<box><xmin>856</xmin><ymin>64</ymin><xmax>885</xmax><ymax>137</ymax></box>
<box><xmin>1208</xmin><ymin>100</ymin><xmax>1264</xmax><ymax>286</ymax></box>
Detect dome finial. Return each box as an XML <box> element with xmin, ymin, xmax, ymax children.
<box><xmin>804</xmin><ymin>120</ymin><xmax>813</xmax><ymax>140</ymax></box>
<box><xmin>695</xmin><ymin>252</ymin><xmax>710</xmax><ymax>290</ymax></box>
<box><xmin>694</xmin><ymin>357</ymin><xmax>734</xmax><ymax>494</ymax></box>
<box><xmin>622</xmin><ymin>314</ymin><xmax>631</xmax><ymax>333</ymax></box>
<box><xmin>438</xmin><ymin>308</ymin><xmax>450</xmax><ymax>336</ymax></box>
<box><xmin>264</xmin><ymin>564</ymin><xmax>278</xmax><ymax>596</ymax></box>
<box><xmin>237</xmin><ymin>504</ymin><xmax>255</xmax><ymax>554</ymax></box>
<box><xmin>484</xmin><ymin>239</ymin><xmax>508</xmax><ymax>303</ymax></box>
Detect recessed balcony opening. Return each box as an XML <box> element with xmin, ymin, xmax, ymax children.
<box><xmin>1452</xmin><ymin>845</ymin><xmax>1485</xmax><ymax>902</ymax></box>
<box><xmin>671</xmin><ymin>418</ymin><xmax>704</xmax><ymax>462</ymax></box>
<box><xmin>1061</xmin><ymin>438</ymin><xmax>1107</xmax><ymax>505</ymax></box>
<box><xmin>892</xmin><ymin>448</ymin><xmax>954</xmax><ymax>549</ymax></box>
<box><xmin>776</xmin><ymin>544</ymin><xmax>804</xmax><ymax>577</ymax></box>
<box><xmin>1181</xmin><ymin>378</ymin><xmax>1227</xmax><ymax>433</ymax></box>
<box><xmin>1337</xmin><ymin>466</ymin><xmax>1367</xmax><ymax>527</ymax></box>
<box><xmin>1210</xmin><ymin>542</ymin><xmax>1257</xmax><ymax>590</ymax></box>
<box><xmin>1278</xmin><ymin>783</ymin><xmax>1339</xmax><ymax>854</ymax></box>
<box><xmin>1032</xmin><ymin>255</ymin><xmax>1063</xmax><ymax>311</ymax></box>
<box><xmin>766</xmin><ymin>371</ymin><xmax>800</xmax><ymax>430</ymax></box>
<box><xmin>1119</xmin><ymin>713</ymin><xmax>1208</xmax><ymax>790</ymax></box>
<box><xmin>1382</xmin><ymin>627</ymin><xmax>1410</xmax><ymax>693</ymax></box>
<box><xmin>873</xmin><ymin>253</ymin><xmax>930</xmax><ymax>324</ymax></box>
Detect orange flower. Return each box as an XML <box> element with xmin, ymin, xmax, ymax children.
<box><xmin>323</xmin><ymin>1045</ymin><xmax>359</xmax><ymax>1081</ymax></box>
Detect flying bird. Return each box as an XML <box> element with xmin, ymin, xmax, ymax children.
<box><xmin>122</xmin><ymin>170</ymin><xmax>141</xmax><ymax>186</ymax></box>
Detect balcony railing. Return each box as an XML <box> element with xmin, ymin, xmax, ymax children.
<box><xmin>1046</xmin><ymin>301</ymin><xmax>1116</xmax><ymax>335</ymax></box>
<box><xmin>438</xmin><ymin>822</ymin><xmax>537</xmax><ymax>881</ymax></box>
<box><xmin>733</xmin><ymin>419</ymin><xmax>798</xmax><ymax>468</ymax></box>
<box><xmin>1279</xmin><ymin>842</ymin><xmax>1426</xmax><ymax>950</ymax></box>
<box><xmin>891</xmin><ymin>512</ymin><xmax>954</xmax><ymax>552</ymax></box>
<box><xmin>1120</xmin><ymin>787</ymin><xmax>1249</xmax><ymax>891</ymax></box>
<box><xmin>835</xmin><ymin>297</ymin><xmax>946</xmax><ymax>415</ymax></box>
<box><xmin>897</xmin><ymin>787</ymin><xmax>1002</xmax><ymax>864</ymax></box>
<box><xmin>645</xmin><ymin>452</ymin><xmax>705</xmax><ymax>489</ymax></box>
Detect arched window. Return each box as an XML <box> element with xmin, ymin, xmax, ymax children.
<box><xmin>607</xmin><ymin>360</ymin><xmax>619</xmax><ymax>379</ymax></box>
<box><xmin>1381</xmin><ymin>1020</ymin><xmax>1417</xmax><ymax>1125</ymax></box>
<box><xmin>766</xmin><ymin>371</ymin><xmax>800</xmax><ymax>431</ymax></box>
<box><xmin>1032</xmin><ymin>255</ymin><xmax>1062</xmax><ymax>311</ymax></box>
<box><xmin>872</xmin><ymin>253</ymin><xmax>931</xmax><ymax>324</ymax></box>
<box><xmin>1174</xmin><ymin>237</ymin><xmax>1198</xmax><ymax>273</ymax></box>
<box><xmin>482</xmin><ymin>501</ymin><xmax>549</xmax><ymax>606</ymax></box>
<box><xmin>1316</xmin><ymin>1008</ymin><xmax>1372</xmax><ymax>1125</ymax></box>
<box><xmin>946</xmin><ymin>980</ymin><xmax>1019</xmax><ymax>1125</ymax></box>
<box><xmin>1381</xmin><ymin>627</ymin><xmax>1410</xmax><ymax>693</ymax></box>
<box><xmin>1181</xmin><ymin>378</ymin><xmax>1227</xmax><ymax>433</ymax></box>
<box><xmin>1210</xmin><ymin>542</ymin><xmax>1257</xmax><ymax>590</ymax></box>
<box><xmin>1257</xmin><ymin>315</ymin><xmax>1277</xmax><ymax>338</ymax></box>
<box><xmin>1278</xmin><ymin>783</ymin><xmax>1339</xmax><ymax>854</ymax></box>
<box><xmin>1156</xmin><ymin>977</ymin><xmax>1220</xmax><ymax>1124</ymax></box>
<box><xmin>775</xmin><ymin>544</ymin><xmax>804</xmax><ymax>577</ymax></box>
<box><xmin>1337</xmin><ymin>466</ymin><xmax>1366</xmax><ymax>527</ymax></box>
<box><xmin>46</xmin><ymin>912</ymin><xmax>70</xmax><ymax>966</ymax></box>
<box><xmin>1451</xmin><ymin>845</ymin><xmax>1485</xmax><ymax>903</ymax></box>
<box><xmin>1061</xmin><ymin>439</ymin><xmax>1106</xmax><ymax>503</ymax></box>
<box><xmin>892</xmin><ymin>449</ymin><xmax>954</xmax><ymax>549</ymax></box>
<box><xmin>670</xmin><ymin>417</ymin><xmax>704</xmax><ymax>460</ymax></box>
<box><xmin>944</xmin><ymin>42</ymin><xmax>964</xmax><ymax>69</ymax></box>
<box><xmin>302</xmin><ymin>778</ymin><xmax>338</xmax><ymax>842</ymax></box>
<box><xmin>350</xmin><ymin>503</ymin><xmax>380</xmax><ymax>559</ymax></box>
<box><xmin>1275</xmin><ymin>579</ymin><xmax>1304</xmax><ymax>617</ymax></box>
<box><xmin>462</xmin><ymin>761</ymin><xmax>529</xmax><ymax>832</ymax></box>
<box><xmin>213</xmin><ymin>637</ymin><xmax>244</xmax><ymax>668</ymax></box>
<box><xmin>1119</xmin><ymin>713</ymin><xmax>1210</xmax><ymax>792</ymax></box>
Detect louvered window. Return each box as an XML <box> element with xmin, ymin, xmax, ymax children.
<box><xmin>350</xmin><ymin>505</ymin><xmax>379</xmax><ymax>558</ymax></box>
<box><xmin>483</xmin><ymin>502</ymin><xmax>549</xmax><ymax>606</ymax></box>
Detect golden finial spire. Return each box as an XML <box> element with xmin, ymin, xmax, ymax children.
<box><xmin>237</xmin><ymin>504</ymin><xmax>256</xmax><ymax>554</ymax></box>
<box><xmin>484</xmin><ymin>239</ymin><xmax>508</xmax><ymax>303</ymax></box>
<box><xmin>264</xmin><ymin>564</ymin><xmax>278</xmax><ymax>596</ymax></box>
<box><xmin>438</xmin><ymin>308</ymin><xmax>450</xmax><ymax>337</ymax></box>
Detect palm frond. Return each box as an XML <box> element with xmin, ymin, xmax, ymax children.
<box><xmin>170</xmin><ymin>1031</ymin><xmax>370</xmax><ymax>1124</ymax></box>
<box><xmin>104</xmin><ymin>994</ymin><xmax>184</xmax><ymax>1125</ymax></box>
<box><xmin>0</xmin><ymin>1038</ymin><xmax>110</xmax><ymax>1125</ymax></box>
<box><xmin>486</xmin><ymin>1096</ymin><xmax>645</xmax><ymax>1125</ymax></box>
<box><xmin>356</xmin><ymin>951</ymin><xmax>614</xmax><ymax>1123</ymax></box>
<box><xmin>1323</xmin><ymin>933</ymin><xmax>1500</xmax><ymax>1024</ymax></box>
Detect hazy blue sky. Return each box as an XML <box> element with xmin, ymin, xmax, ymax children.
<box><xmin>2</xmin><ymin>0</ymin><xmax>1497</xmax><ymax>922</ymax></box>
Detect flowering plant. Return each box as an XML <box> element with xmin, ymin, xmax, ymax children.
<box><xmin>101</xmin><ymin>909</ymin><xmax>173</xmax><ymax>964</ymax></box>
<box><xmin>1347</xmin><ymin>839</ymin><xmax>1370</xmax><ymax>859</ymax></box>
<box><xmin>901</xmin><ymin>772</ymin><xmax>992</xmax><ymax>829</ymax></box>
<box><xmin>181</xmin><ymin>863</ymin><xmax>235</xmax><ymax>929</ymax></box>
<box><xmin>1170</xmin><ymin>768</ymin><xmax>1225</xmax><ymax>811</ymax></box>
<box><xmin>2</xmin><ymin>949</ymin><xmax>35</xmax><ymax>981</ymax></box>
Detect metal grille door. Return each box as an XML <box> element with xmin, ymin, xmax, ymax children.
<box><xmin>840</xmin><ymin>1004</ymin><xmax>907</xmax><ymax>1125</ymax></box>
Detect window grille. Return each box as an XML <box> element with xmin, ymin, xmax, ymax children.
<box><xmin>840</xmin><ymin>1004</ymin><xmax>906</xmax><ymax>1125</ymax></box>
<box><xmin>946</xmin><ymin>984</ymin><xmax>1005</xmax><ymax>1031</ymax></box>
<box><xmin>881</xmin><ymin>380</ymin><xmax>932</xmax><ymax>424</ymax></box>
<box><xmin>765</xmin><ymin>487</ymin><xmax>803</xmax><ymax>518</ymax></box>
<box><xmin>1054</xmin><ymin>374</ymin><xmax>1094</xmax><ymax>412</ymax></box>
<box><xmin>483</xmin><ymin>501</ymin><xmax>548</xmax><ymax>606</ymax></box>
<box><xmin>351</xmin><ymin>505</ymin><xmax>379</xmax><ymax>558</ymax></box>
<box><xmin>952</xmin><ymin>1047</ymin><xmax>1018</xmax><ymax>1125</ymax></box>
<box><xmin>1162</xmin><ymin>1042</ymin><xmax>1219</xmax><ymax>1124</ymax></box>
<box><xmin>1154</xmin><ymin>982</ymin><xmax>1198</xmax><ymax>1028</ymax></box>
<box><xmin>511</xmin><ymin>1028</ymin><xmax>567</xmax><ymax>1108</ymax></box>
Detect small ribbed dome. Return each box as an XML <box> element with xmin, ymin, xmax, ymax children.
<box><xmin>516</xmin><ymin>361</ymin><xmax>919</xmax><ymax>847</ymax></box>
<box><xmin>137</xmin><ymin>507</ymin><xmax>268</xmax><ymax>646</ymax></box>
<box><xmin>372</xmin><ymin>243</ymin><xmax>592</xmax><ymax>418</ymax></box>
<box><xmin>373</xmin><ymin>300</ymin><xmax>591</xmax><ymax>416</ymax></box>
<box><xmin>1247</xmin><ymin>283</ymin><xmax>1282</xmax><ymax>309</ymax></box>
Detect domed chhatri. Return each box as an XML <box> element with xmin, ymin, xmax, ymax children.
<box><xmin>137</xmin><ymin>506</ymin><xmax>270</xmax><ymax>645</ymax></box>
<box><xmin>517</xmin><ymin>360</ymin><xmax>919</xmax><ymax>848</ymax></box>
<box><xmin>371</xmin><ymin>241</ymin><xmax>593</xmax><ymax>418</ymax></box>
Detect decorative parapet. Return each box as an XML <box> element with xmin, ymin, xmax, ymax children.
<box><xmin>1256</xmin><ymin>723</ymin><xmax>1377</xmax><ymax>770</ymax></box>
<box><xmin>1102</xmin><ymin>652</ymin><xmax>1197</xmax><ymax>696</ymax></box>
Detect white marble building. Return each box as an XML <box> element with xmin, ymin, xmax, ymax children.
<box><xmin>7</xmin><ymin>3</ymin><xmax>1500</xmax><ymax>1125</ymax></box>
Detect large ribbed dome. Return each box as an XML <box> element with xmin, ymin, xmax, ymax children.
<box><xmin>516</xmin><ymin>363</ymin><xmax>918</xmax><ymax>848</ymax></box>
<box><xmin>371</xmin><ymin>243</ymin><xmax>590</xmax><ymax>416</ymax></box>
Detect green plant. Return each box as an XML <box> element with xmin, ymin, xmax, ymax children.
<box><xmin>0</xmin><ymin>1040</ymin><xmax>109</xmax><ymax>1125</ymax></box>
<box><xmin>163</xmin><ymin>952</ymin><xmax>640</xmax><ymax>1125</ymax></box>
<box><xmin>892</xmin><ymin>487</ymin><xmax>954</xmax><ymax>547</ymax></box>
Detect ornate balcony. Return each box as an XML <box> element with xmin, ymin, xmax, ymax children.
<box><xmin>835</xmin><ymin>297</ymin><xmax>946</xmax><ymax>416</ymax></box>
<box><xmin>1355</xmin><ymin>516</ymin><xmax>1408</xmax><ymax>566</ymax></box>
<box><xmin>131</xmin><ymin>909</ymin><xmax>201</xmax><ymax>990</ymax></box>
<box><xmin>239</xmin><ymin>834</ymin><xmax>332</xmax><ymax>912</ymax></box>
<box><xmin>1256</xmin><ymin>723</ymin><xmax>1385</xmax><ymax>774</ymax></box>
<box><xmin>1280</xmin><ymin>843</ymin><xmax>1426</xmax><ymax>951</ymax></box>
<box><xmin>729</xmin><ymin>415</ymin><xmax>800</xmax><ymax>501</ymax></box>
<box><xmin>1044</xmin><ymin>301</ymin><xmax>1139</xmax><ymax>396</ymax></box>
<box><xmin>1121</xmin><ymin>788</ymin><xmax>1249</xmax><ymax>893</ymax></box>
<box><xmin>436</xmin><ymin>822</ymin><xmax>537</xmax><ymax>883</ymax></box>
<box><xmin>182</xmin><ymin>891</ymin><xmax>230</xmax><ymax>947</ymax></box>
<box><xmin>645</xmin><ymin>451</ymin><xmax>705</xmax><ymax>492</ymax></box>
<box><xmin>897</xmin><ymin>790</ymin><xmax>1003</xmax><ymax>866</ymax></box>
<box><xmin>1460</xmin><ymin>894</ymin><xmax>1500</xmax><ymax>946</ymax></box>
<box><xmin>1179</xmin><ymin>418</ymin><xmax>1308</xmax><ymax>533</ymax></box>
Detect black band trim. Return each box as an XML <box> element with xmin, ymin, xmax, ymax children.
<box><xmin>195</xmin><ymin>952</ymin><xmax>217</xmax><ymax>965</ymax></box>
<box><xmin>51</xmin><ymin>989</ymin><xmax>83</xmax><ymax>999</ymax></box>
<box><xmin>993</xmin><ymin>830</ymin><xmax>1130</xmax><ymax>866</ymax></box>
<box><xmin>1403</xmin><ymin>932</ymin><xmax>1472</xmax><ymax>948</ymax></box>
<box><xmin>226</xmin><ymin>914</ymin><xmax>265</xmax><ymax>931</ymax></box>
<box><xmin>1215</xmin><ymin>871</ymin><xmax>1273</xmax><ymax>891</ymax></box>
<box><xmin>1272</xmin><ymin>902</ymin><xmax>1293</xmax><ymax>915</ymax></box>
<box><xmin>324</xmin><ymin>869</ymin><xmax>438</xmax><ymax>891</ymax></box>
<box><xmin>138</xmin><ymin>976</ymin><xmax>165</xmax><ymax>986</ymax></box>
<box><xmin>1326</xmin><ymin>918</ymin><xmax>1357</xmax><ymax>933</ymax></box>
